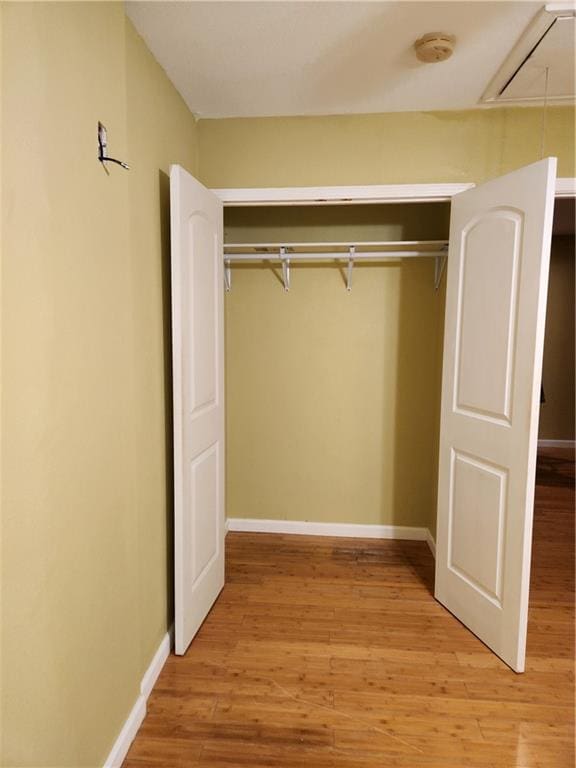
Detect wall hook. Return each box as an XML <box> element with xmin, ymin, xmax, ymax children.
<box><xmin>98</xmin><ymin>122</ymin><xmax>130</xmax><ymax>171</ymax></box>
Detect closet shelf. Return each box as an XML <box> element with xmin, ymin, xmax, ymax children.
<box><xmin>222</xmin><ymin>240</ymin><xmax>449</xmax><ymax>292</ymax></box>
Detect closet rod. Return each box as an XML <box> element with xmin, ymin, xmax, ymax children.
<box><xmin>224</xmin><ymin>239</ymin><xmax>448</xmax><ymax>249</ymax></box>
<box><xmin>224</xmin><ymin>251</ymin><xmax>443</xmax><ymax>262</ymax></box>
<box><xmin>222</xmin><ymin>244</ymin><xmax>449</xmax><ymax>292</ymax></box>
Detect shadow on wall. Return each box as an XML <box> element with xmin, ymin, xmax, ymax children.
<box><xmin>390</xmin><ymin>258</ymin><xmax>445</xmax><ymax>561</ymax></box>
<box><xmin>158</xmin><ymin>169</ymin><xmax>175</xmax><ymax>626</ymax></box>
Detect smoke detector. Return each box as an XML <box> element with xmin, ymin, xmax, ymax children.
<box><xmin>414</xmin><ymin>32</ymin><xmax>456</xmax><ymax>63</ymax></box>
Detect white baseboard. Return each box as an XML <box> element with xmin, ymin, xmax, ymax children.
<box><xmin>538</xmin><ymin>439</ymin><xmax>575</xmax><ymax>448</ymax></box>
<box><xmin>140</xmin><ymin>629</ymin><xmax>172</xmax><ymax>700</ymax></box>
<box><xmin>102</xmin><ymin>696</ymin><xmax>146</xmax><ymax>768</ymax></box>
<box><xmin>426</xmin><ymin>529</ymin><xmax>436</xmax><ymax>559</ymax></box>
<box><xmin>226</xmin><ymin>517</ymin><xmax>429</xmax><ymax>541</ymax></box>
<box><xmin>103</xmin><ymin>627</ymin><xmax>172</xmax><ymax>768</ymax></box>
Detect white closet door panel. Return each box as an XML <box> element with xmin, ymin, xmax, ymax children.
<box><xmin>171</xmin><ymin>164</ymin><xmax>225</xmax><ymax>656</ymax></box>
<box><xmin>436</xmin><ymin>158</ymin><xmax>557</xmax><ymax>672</ymax></box>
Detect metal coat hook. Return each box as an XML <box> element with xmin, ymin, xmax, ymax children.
<box><xmin>98</xmin><ymin>122</ymin><xmax>130</xmax><ymax>171</ymax></box>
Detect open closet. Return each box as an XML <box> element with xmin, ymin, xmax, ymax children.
<box><xmin>169</xmin><ymin>158</ymin><xmax>564</xmax><ymax>675</ymax></box>
<box><xmin>221</xmin><ymin>201</ymin><xmax>451</xmax><ymax>546</ymax></box>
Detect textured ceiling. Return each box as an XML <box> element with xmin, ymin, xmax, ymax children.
<box><xmin>126</xmin><ymin>1</ymin><xmax>550</xmax><ymax>118</ymax></box>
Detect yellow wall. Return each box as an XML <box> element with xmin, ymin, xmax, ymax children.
<box><xmin>224</xmin><ymin>203</ymin><xmax>448</xmax><ymax>529</ymax></box>
<box><xmin>198</xmin><ymin>108</ymin><xmax>575</xmax><ymax>188</ymax></box>
<box><xmin>539</xmin><ymin>236</ymin><xmax>575</xmax><ymax>441</ymax></box>
<box><xmin>198</xmin><ymin>107</ymin><xmax>575</xmax><ymax>534</ymax></box>
<box><xmin>226</xmin><ymin>260</ymin><xmax>444</xmax><ymax>528</ymax></box>
<box><xmin>124</xmin><ymin>13</ymin><xmax>199</xmax><ymax>699</ymax></box>
<box><xmin>1</xmin><ymin>4</ymin><xmax>198</xmax><ymax>766</ymax></box>
<box><xmin>224</xmin><ymin>202</ymin><xmax>451</xmax><ymax>243</ymax></box>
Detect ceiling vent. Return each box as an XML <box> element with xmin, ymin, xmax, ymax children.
<box><xmin>481</xmin><ymin>3</ymin><xmax>576</xmax><ymax>104</ymax></box>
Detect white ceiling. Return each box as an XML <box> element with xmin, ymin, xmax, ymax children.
<box><xmin>126</xmin><ymin>1</ymin><xmax>561</xmax><ymax>118</ymax></box>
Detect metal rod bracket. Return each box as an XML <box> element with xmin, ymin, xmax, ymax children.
<box><xmin>434</xmin><ymin>249</ymin><xmax>448</xmax><ymax>291</ymax></box>
<box><xmin>224</xmin><ymin>259</ymin><xmax>231</xmax><ymax>292</ymax></box>
<box><xmin>346</xmin><ymin>246</ymin><xmax>355</xmax><ymax>292</ymax></box>
<box><xmin>280</xmin><ymin>247</ymin><xmax>290</xmax><ymax>291</ymax></box>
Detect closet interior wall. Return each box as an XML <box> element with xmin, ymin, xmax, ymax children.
<box><xmin>223</xmin><ymin>201</ymin><xmax>450</xmax><ymax>535</ymax></box>
<box><xmin>539</xmin><ymin>199</ymin><xmax>576</xmax><ymax>442</ymax></box>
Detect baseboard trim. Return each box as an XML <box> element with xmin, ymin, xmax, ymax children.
<box><xmin>226</xmin><ymin>518</ymin><xmax>429</xmax><ymax>541</ymax></box>
<box><xmin>103</xmin><ymin>627</ymin><xmax>172</xmax><ymax>768</ymax></box>
<box><xmin>426</xmin><ymin>529</ymin><xmax>436</xmax><ymax>559</ymax></box>
<box><xmin>538</xmin><ymin>439</ymin><xmax>575</xmax><ymax>448</ymax></box>
<box><xmin>141</xmin><ymin>630</ymin><xmax>172</xmax><ymax>700</ymax></box>
<box><xmin>102</xmin><ymin>696</ymin><xmax>146</xmax><ymax>768</ymax></box>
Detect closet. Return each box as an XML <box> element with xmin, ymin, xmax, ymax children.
<box><xmin>169</xmin><ymin>159</ymin><xmax>560</xmax><ymax>674</ymax></box>
<box><xmin>222</xmin><ymin>202</ymin><xmax>450</xmax><ymax>556</ymax></box>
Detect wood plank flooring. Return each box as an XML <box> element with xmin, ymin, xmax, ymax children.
<box><xmin>123</xmin><ymin>449</ymin><xmax>575</xmax><ymax>767</ymax></box>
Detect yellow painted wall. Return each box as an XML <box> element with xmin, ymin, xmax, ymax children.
<box><xmin>224</xmin><ymin>202</ymin><xmax>451</xmax><ymax>243</ymax></box>
<box><xmin>198</xmin><ymin>107</ymin><xmax>575</xmax><ymax>535</ymax></box>
<box><xmin>124</xmin><ymin>14</ymin><xmax>199</xmax><ymax>699</ymax></box>
<box><xmin>1</xmin><ymin>4</ymin><xmax>198</xmax><ymax>766</ymax></box>
<box><xmin>198</xmin><ymin>108</ymin><xmax>575</xmax><ymax>188</ymax></box>
<box><xmin>539</xmin><ymin>236</ymin><xmax>576</xmax><ymax>441</ymax></box>
<box><xmin>226</xmin><ymin>260</ymin><xmax>444</xmax><ymax>529</ymax></box>
<box><xmin>224</xmin><ymin>203</ymin><xmax>448</xmax><ymax>530</ymax></box>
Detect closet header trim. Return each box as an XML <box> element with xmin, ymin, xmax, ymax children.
<box><xmin>213</xmin><ymin>178</ymin><xmax>574</xmax><ymax>206</ymax></box>
<box><xmin>213</xmin><ymin>183</ymin><xmax>474</xmax><ymax>206</ymax></box>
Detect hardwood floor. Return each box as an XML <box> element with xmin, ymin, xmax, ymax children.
<box><xmin>123</xmin><ymin>449</ymin><xmax>575</xmax><ymax>768</ymax></box>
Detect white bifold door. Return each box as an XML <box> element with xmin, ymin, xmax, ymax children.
<box><xmin>436</xmin><ymin>158</ymin><xmax>557</xmax><ymax>672</ymax></box>
<box><xmin>170</xmin><ymin>165</ymin><xmax>225</xmax><ymax>656</ymax></box>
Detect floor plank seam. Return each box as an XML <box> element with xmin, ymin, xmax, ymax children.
<box><xmin>266</xmin><ymin>675</ymin><xmax>424</xmax><ymax>754</ymax></box>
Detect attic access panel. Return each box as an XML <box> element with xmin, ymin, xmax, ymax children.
<box><xmin>482</xmin><ymin>5</ymin><xmax>576</xmax><ymax>105</ymax></box>
<box><xmin>503</xmin><ymin>16</ymin><xmax>575</xmax><ymax>101</ymax></box>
